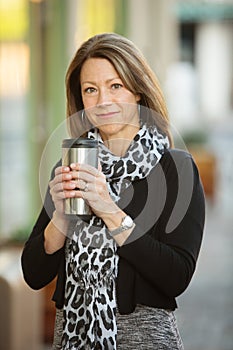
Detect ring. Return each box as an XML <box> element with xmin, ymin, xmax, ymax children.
<box><xmin>83</xmin><ymin>182</ymin><xmax>89</xmax><ymax>192</ymax></box>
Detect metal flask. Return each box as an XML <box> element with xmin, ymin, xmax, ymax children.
<box><xmin>62</xmin><ymin>138</ymin><xmax>98</xmax><ymax>219</ymax></box>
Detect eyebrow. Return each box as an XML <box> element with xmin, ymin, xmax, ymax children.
<box><xmin>81</xmin><ymin>77</ymin><xmax>121</xmax><ymax>85</ymax></box>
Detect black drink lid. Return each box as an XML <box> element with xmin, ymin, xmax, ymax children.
<box><xmin>62</xmin><ymin>138</ymin><xmax>98</xmax><ymax>148</ymax></box>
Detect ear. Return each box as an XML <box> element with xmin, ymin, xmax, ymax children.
<box><xmin>135</xmin><ymin>94</ymin><xmax>141</xmax><ymax>102</ymax></box>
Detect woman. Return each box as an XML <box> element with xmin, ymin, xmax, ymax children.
<box><xmin>22</xmin><ymin>33</ymin><xmax>205</xmax><ymax>349</ymax></box>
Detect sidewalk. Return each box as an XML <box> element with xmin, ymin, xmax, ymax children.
<box><xmin>176</xmin><ymin>200</ymin><xmax>233</xmax><ymax>350</ymax></box>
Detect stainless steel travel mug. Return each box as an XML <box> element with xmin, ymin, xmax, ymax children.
<box><xmin>62</xmin><ymin>138</ymin><xmax>98</xmax><ymax>218</ymax></box>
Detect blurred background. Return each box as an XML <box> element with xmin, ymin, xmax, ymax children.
<box><xmin>0</xmin><ymin>0</ymin><xmax>233</xmax><ymax>349</ymax></box>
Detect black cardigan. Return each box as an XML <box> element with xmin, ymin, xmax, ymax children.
<box><xmin>21</xmin><ymin>149</ymin><xmax>205</xmax><ymax>314</ymax></box>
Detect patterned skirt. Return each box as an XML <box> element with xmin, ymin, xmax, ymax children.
<box><xmin>52</xmin><ymin>304</ymin><xmax>184</xmax><ymax>349</ymax></box>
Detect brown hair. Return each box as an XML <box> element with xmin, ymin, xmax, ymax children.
<box><xmin>66</xmin><ymin>32</ymin><xmax>173</xmax><ymax>146</ymax></box>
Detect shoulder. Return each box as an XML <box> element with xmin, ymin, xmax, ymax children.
<box><xmin>152</xmin><ymin>148</ymin><xmax>202</xmax><ymax>196</ymax></box>
<box><xmin>159</xmin><ymin>148</ymin><xmax>196</xmax><ymax>175</ymax></box>
<box><xmin>145</xmin><ymin>148</ymin><xmax>195</xmax><ymax>184</ymax></box>
<box><xmin>158</xmin><ymin>149</ymin><xmax>205</xmax><ymax>235</ymax></box>
<box><xmin>161</xmin><ymin>148</ymin><xmax>192</xmax><ymax>164</ymax></box>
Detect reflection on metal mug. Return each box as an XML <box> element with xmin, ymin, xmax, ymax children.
<box><xmin>62</xmin><ymin>138</ymin><xmax>98</xmax><ymax>219</ymax></box>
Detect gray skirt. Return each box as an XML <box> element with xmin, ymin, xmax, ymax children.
<box><xmin>116</xmin><ymin>304</ymin><xmax>184</xmax><ymax>350</ymax></box>
<box><xmin>52</xmin><ymin>304</ymin><xmax>184</xmax><ymax>349</ymax></box>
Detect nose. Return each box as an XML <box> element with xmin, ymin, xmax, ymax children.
<box><xmin>96</xmin><ymin>88</ymin><xmax>112</xmax><ymax>107</ymax></box>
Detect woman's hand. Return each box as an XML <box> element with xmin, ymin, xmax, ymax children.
<box><xmin>47</xmin><ymin>162</ymin><xmax>134</xmax><ymax>248</ymax></box>
<box><xmin>68</xmin><ymin>163</ymin><xmax>120</xmax><ymax>220</ymax></box>
<box><xmin>49</xmin><ymin>165</ymin><xmax>76</xmax><ymax>215</ymax></box>
<box><xmin>44</xmin><ymin>165</ymin><xmax>77</xmax><ymax>254</ymax></box>
<box><xmin>49</xmin><ymin>163</ymin><xmax>118</xmax><ymax>220</ymax></box>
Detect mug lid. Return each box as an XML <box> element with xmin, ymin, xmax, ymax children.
<box><xmin>62</xmin><ymin>138</ymin><xmax>98</xmax><ymax>148</ymax></box>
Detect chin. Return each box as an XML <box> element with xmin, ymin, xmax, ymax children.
<box><xmin>97</xmin><ymin>124</ymin><xmax>123</xmax><ymax>139</ymax></box>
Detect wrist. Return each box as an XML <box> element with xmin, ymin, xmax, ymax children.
<box><xmin>101</xmin><ymin>209</ymin><xmax>126</xmax><ymax>231</ymax></box>
<box><xmin>51</xmin><ymin>211</ymin><xmax>68</xmax><ymax>235</ymax></box>
<box><xmin>102</xmin><ymin>211</ymin><xmax>135</xmax><ymax>246</ymax></box>
<box><xmin>52</xmin><ymin>210</ymin><xmax>67</xmax><ymax>223</ymax></box>
<box><xmin>44</xmin><ymin>211</ymin><xmax>67</xmax><ymax>254</ymax></box>
<box><xmin>108</xmin><ymin>215</ymin><xmax>134</xmax><ymax>236</ymax></box>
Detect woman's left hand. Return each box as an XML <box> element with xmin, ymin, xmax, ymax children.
<box><xmin>69</xmin><ymin>163</ymin><xmax>119</xmax><ymax>220</ymax></box>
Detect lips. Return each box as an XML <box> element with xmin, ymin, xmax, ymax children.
<box><xmin>95</xmin><ymin>111</ymin><xmax>120</xmax><ymax>119</ymax></box>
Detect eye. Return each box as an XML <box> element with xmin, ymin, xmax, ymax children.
<box><xmin>111</xmin><ymin>83</ymin><xmax>123</xmax><ymax>90</ymax></box>
<box><xmin>84</xmin><ymin>87</ymin><xmax>97</xmax><ymax>94</ymax></box>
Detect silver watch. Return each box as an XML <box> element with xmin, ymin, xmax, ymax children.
<box><xmin>109</xmin><ymin>215</ymin><xmax>134</xmax><ymax>236</ymax></box>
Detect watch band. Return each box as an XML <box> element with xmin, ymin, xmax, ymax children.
<box><xmin>109</xmin><ymin>215</ymin><xmax>134</xmax><ymax>236</ymax></box>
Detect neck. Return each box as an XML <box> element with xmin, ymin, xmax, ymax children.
<box><xmin>103</xmin><ymin>138</ymin><xmax>132</xmax><ymax>157</ymax></box>
<box><xmin>100</xmin><ymin>126</ymin><xmax>140</xmax><ymax>156</ymax></box>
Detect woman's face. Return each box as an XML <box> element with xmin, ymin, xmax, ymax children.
<box><xmin>80</xmin><ymin>58</ymin><xmax>140</xmax><ymax>141</ymax></box>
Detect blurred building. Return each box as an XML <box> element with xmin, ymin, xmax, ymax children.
<box><xmin>0</xmin><ymin>0</ymin><xmax>232</xmax><ymax>238</ymax></box>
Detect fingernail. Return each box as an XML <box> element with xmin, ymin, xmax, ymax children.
<box><xmin>70</xmin><ymin>163</ymin><xmax>76</xmax><ymax>169</ymax></box>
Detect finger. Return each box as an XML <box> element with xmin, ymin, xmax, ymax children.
<box><xmin>69</xmin><ymin>168</ymin><xmax>106</xmax><ymax>183</ymax></box>
<box><xmin>50</xmin><ymin>172</ymin><xmax>72</xmax><ymax>188</ymax></box>
<box><xmin>51</xmin><ymin>184</ymin><xmax>76</xmax><ymax>200</ymax></box>
<box><xmin>73</xmin><ymin>188</ymin><xmax>93</xmax><ymax>201</ymax></box>
<box><xmin>70</xmin><ymin>163</ymin><xmax>100</xmax><ymax>177</ymax></box>
<box><xmin>75</xmin><ymin>179</ymin><xmax>87</xmax><ymax>190</ymax></box>
<box><xmin>50</xmin><ymin>175</ymin><xmax>77</xmax><ymax>198</ymax></box>
<box><xmin>98</xmin><ymin>161</ymin><xmax>102</xmax><ymax>172</ymax></box>
<box><xmin>69</xmin><ymin>171</ymin><xmax>94</xmax><ymax>183</ymax></box>
<box><xmin>55</xmin><ymin>180</ymin><xmax>77</xmax><ymax>192</ymax></box>
<box><xmin>54</xmin><ymin>165</ymin><xmax>70</xmax><ymax>176</ymax></box>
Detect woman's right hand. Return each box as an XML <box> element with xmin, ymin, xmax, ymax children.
<box><xmin>44</xmin><ymin>165</ymin><xmax>75</xmax><ymax>254</ymax></box>
<box><xmin>49</xmin><ymin>165</ymin><xmax>76</xmax><ymax>215</ymax></box>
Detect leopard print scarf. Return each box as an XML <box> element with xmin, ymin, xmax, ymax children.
<box><xmin>61</xmin><ymin>124</ymin><xmax>169</xmax><ymax>349</ymax></box>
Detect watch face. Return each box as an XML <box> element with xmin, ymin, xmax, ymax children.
<box><xmin>123</xmin><ymin>215</ymin><xmax>133</xmax><ymax>229</ymax></box>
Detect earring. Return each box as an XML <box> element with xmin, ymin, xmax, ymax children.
<box><xmin>137</xmin><ymin>103</ymin><xmax>141</xmax><ymax>117</ymax></box>
<box><xmin>81</xmin><ymin>109</ymin><xmax>85</xmax><ymax>124</ymax></box>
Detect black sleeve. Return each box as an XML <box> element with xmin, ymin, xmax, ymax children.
<box><xmin>117</xmin><ymin>150</ymin><xmax>205</xmax><ymax>298</ymax></box>
<box><xmin>21</xmin><ymin>163</ymin><xmax>65</xmax><ymax>290</ymax></box>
